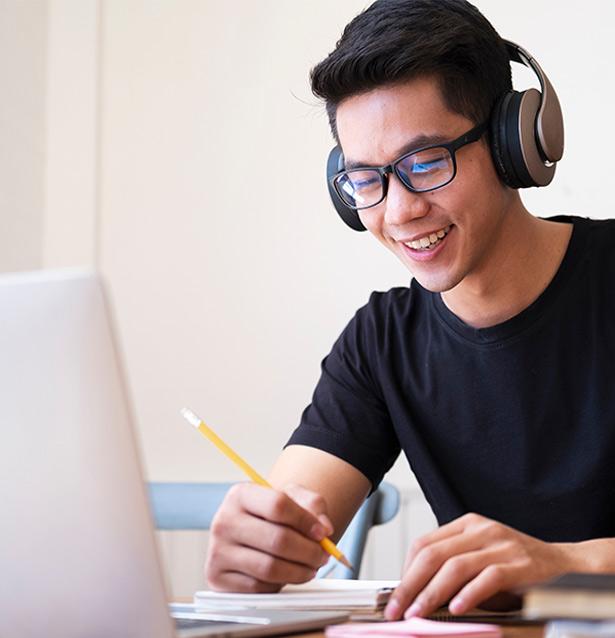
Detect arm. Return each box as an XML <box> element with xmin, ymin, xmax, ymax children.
<box><xmin>205</xmin><ymin>444</ymin><xmax>371</xmax><ymax>592</ymax></box>
<box><xmin>267</xmin><ymin>444</ymin><xmax>372</xmax><ymax>540</ymax></box>
<box><xmin>384</xmin><ymin>512</ymin><xmax>615</xmax><ymax>620</ymax></box>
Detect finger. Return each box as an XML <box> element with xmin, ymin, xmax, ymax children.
<box><xmin>229</xmin><ymin>483</ymin><xmax>331</xmax><ymax>542</ymax></box>
<box><xmin>283</xmin><ymin>484</ymin><xmax>334</xmax><ymax>536</ymax></box>
<box><xmin>403</xmin><ymin>545</ymin><xmax>508</xmax><ymax>617</ymax></box>
<box><xmin>206</xmin><ymin>537</ymin><xmax>323</xmax><ymax>590</ymax></box>
<box><xmin>211</xmin><ymin>494</ymin><xmax>330</xmax><ymax>568</ymax></box>
<box><xmin>227</xmin><ymin>512</ymin><xmax>330</xmax><ymax>569</ymax></box>
<box><xmin>205</xmin><ymin>564</ymin><xmax>283</xmax><ymax>594</ymax></box>
<box><xmin>402</xmin><ymin>514</ymin><xmax>486</xmax><ymax>568</ymax></box>
<box><xmin>448</xmin><ymin>562</ymin><xmax>527</xmax><ymax>614</ymax></box>
<box><xmin>388</xmin><ymin>527</ymin><xmax>484</xmax><ymax>619</ymax></box>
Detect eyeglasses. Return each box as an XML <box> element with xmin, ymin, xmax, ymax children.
<box><xmin>330</xmin><ymin>120</ymin><xmax>488</xmax><ymax>210</ymax></box>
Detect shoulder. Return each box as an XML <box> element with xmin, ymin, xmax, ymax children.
<box><xmin>339</xmin><ymin>281</ymin><xmax>432</xmax><ymax>352</ymax></box>
<box><xmin>357</xmin><ymin>280</ymin><xmax>431</xmax><ymax>320</ymax></box>
<box><xmin>547</xmin><ymin>215</ymin><xmax>615</xmax><ymax>272</ymax></box>
<box><xmin>549</xmin><ymin>214</ymin><xmax>615</xmax><ymax>242</ymax></box>
<box><xmin>582</xmin><ymin>216</ymin><xmax>615</xmax><ymax>249</ymax></box>
<box><xmin>547</xmin><ymin>216</ymin><xmax>615</xmax><ymax>320</ymax></box>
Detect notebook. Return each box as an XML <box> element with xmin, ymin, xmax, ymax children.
<box><xmin>194</xmin><ymin>579</ymin><xmax>397</xmax><ymax>612</ymax></box>
<box><xmin>0</xmin><ymin>268</ymin><xmax>348</xmax><ymax>638</ymax></box>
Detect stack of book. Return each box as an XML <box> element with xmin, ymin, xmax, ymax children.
<box><xmin>522</xmin><ymin>572</ymin><xmax>615</xmax><ymax>638</ymax></box>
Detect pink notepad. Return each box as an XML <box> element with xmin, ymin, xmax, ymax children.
<box><xmin>325</xmin><ymin>616</ymin><xmax>502</xmax><ymax>638</ymax></box>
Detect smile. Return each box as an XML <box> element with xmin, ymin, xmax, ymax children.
<box><xmin>404</xmin><ymin>226</ymin><xmax>451</xmax><ymax>251</ymax></box>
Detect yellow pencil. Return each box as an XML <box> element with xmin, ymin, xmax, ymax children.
<box><xmin>181</xmin><ymin>407</ymin><xmax>353</xmax><ymax>571</ymax></box>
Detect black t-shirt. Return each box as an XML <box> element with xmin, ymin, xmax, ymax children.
<box><xmin>287</xmin><ymin>216</ymin><xmax>615</xmax><ymax>542</ymax></box>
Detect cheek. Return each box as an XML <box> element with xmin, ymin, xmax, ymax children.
<box><xmin>358</xmin><ymin>209</ymin><xmax>384</xmax><ymax>238</ymax></box>
<box><xmin>358</xmin><ymin>212</ymin><xmax>400</xmax><ymax>254</ymax></box>
<box><xmin>451</xmin><ymin>150</ymin><xmax>508</xmax><ymax>216</ymax></box>
<box><xmin>458</xmin><ymin>142</ymin><xmax>499</xmax><ymax>184</ymax></box>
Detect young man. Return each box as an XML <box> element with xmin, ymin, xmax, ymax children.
<box><xmin>205</xmin><ymin>0</ymin><xmax>615</xmax><ymax>619</ymax></box>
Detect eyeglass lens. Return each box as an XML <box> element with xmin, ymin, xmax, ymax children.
<box><xmin>335</xmin><ymin>146</ymin><xmax>455</xmax><ymax>209</ymax></box>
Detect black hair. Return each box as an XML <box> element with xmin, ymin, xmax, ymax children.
<box><xmin>310</xmin><ymin>0</ymin><xmax>511</xmax><ymax>141</ymax></box>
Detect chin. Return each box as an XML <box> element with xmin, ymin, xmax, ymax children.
<box><xmin>411</xmin><ymin>272</ymin><xmax>459</xmax><ymax>294</ymax></box>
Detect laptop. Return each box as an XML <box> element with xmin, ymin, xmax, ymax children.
<box><xmin>0</xmin><ymin>268</ymin><xmax>348</xmax><ymax>638</ymax></box>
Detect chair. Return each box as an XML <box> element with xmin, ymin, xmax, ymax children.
<box><xmin>316</xmin><ymin>481</ymin><xmax>400</xmax><ymax>579</ymax></box>
<box><xmin>146</xmin><ymin>481</ymin><xmax>400</xmax><ymax>579</ymax></box>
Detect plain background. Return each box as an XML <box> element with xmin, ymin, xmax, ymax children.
<box><xmin>2</xmin><ymin>0</ymin><xmax>612</xmax><ymax>592</ymax></box>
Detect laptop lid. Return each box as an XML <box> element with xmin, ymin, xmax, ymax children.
<box><xmin>0</xmin><ymin>268</ymin><xmax>348</xmax><ymax>638</ymax></box>
<box><xmin>0</xmin><ymin>268</ymin><xmax>175</xmax><ymax>638</ymax></box>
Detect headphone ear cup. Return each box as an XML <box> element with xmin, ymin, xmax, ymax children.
<box><xmin>490</xmin><ymin>90</ymin><xmax>543</xmax><ymax>189</ymax></box>
<box><xmin>490</xmin><ymin>88</ymin><xmax>558</xmax><ymax>189</ymax></box>
<box><xmin>515</xmin><ymin>87</ymin><xmax>557</xmax><ymax>187</ymax></box>
<box><xmin>326</xmin><ymin>146</ymin><xmax>366</xmax><ymax>232</ymax></box>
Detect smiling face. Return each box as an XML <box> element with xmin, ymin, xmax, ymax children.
<box><xmin>336</xmin><ymin>76</ymin><xmax>519</xmax><ymax>296</ymax></box>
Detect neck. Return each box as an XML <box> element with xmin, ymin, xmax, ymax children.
<box><xmin>441</xmin><ymin>207</ymin><xmax>572</xmax><ymax>329</ymax></box>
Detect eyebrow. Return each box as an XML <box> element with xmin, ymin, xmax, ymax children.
<box><xmin>343</xmin><ymin>132</ymin><xmax>449</xmax><ymax>171</ymax></box>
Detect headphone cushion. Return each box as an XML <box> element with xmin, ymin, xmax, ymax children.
<box><xmin>490</xmin><ymin>88</ymin><xmax>555</xmax><ymax>189</ymax></box>
<box><xmin>326</xmin><ymin>146</ymin><xmax>367</xmax><ymax>231</ymax></box>
<box><xmin>490</xmin><ymin>91</ymin><xmax>526</xmax><ymax>189</ymax></box>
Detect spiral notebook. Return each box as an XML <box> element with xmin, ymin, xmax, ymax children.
<box><xmin>195</xmin><ymin>580</ymin><xmax>397</xmax><ymax>612</ymax></box>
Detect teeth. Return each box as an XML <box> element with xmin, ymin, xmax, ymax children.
<box><xmin>405</xmin><ymin>226</ymin><xmax>451</xmax><ymax>251</ymax></box>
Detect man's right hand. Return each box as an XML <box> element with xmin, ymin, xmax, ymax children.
<box><xmin>205</xmin><ymin>482</ymin><xmax>334</xmax><ymax>592</ymax></box>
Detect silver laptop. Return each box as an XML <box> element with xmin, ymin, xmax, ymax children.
<box><xmin>0</xmin><ymin>268</ymin><xmax>348</xmax><ymax>638</ymax></box>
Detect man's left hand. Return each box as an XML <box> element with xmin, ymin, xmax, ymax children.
<box><xmin>384</xmin><ymin>512</ymin><xmax>605</xmax><ymax>619</ymax></box>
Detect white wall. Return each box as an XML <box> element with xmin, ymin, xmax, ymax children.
<box><xmin>3</xmin><ymin>0</ymin><xmax>615</xmax><ymax>595</ymax></box>
<box><xmin>60</xmin><ymin>0</ymin><xmax>615</xmax><ymax>482</ymax></box>
<box><xmin>0</xmin><ymin>1</ymin><xmax>47</xmax><ymax>272</ymax></box>
<box><xmin>44</xmin><ymin>0</ymin><xmax>100</xmax><ymax>268</ymax></box>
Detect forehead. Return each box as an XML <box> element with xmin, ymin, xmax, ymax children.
<box><xmin>335</xmin><ymin>76</ymin><xmax>473</xmax><ymax>165</ymax></box>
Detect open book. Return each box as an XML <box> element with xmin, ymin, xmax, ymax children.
<box><xmin>194</xmin><ymin>579</ymin><xmax>398</xmax><ymax>612</ymax></box>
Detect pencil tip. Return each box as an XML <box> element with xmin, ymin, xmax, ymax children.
<box><xmin>339</xmin><ymin>555</ymin><xmax>354</xmax><ymax>571</ymax></box>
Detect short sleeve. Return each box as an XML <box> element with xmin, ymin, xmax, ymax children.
<box><xmin>286</xmin><ymin>295</ymin><xmax>401</xmax><ymax>490</ymax></box>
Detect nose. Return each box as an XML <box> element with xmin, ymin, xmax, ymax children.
<box><xmin>383</xmin><ymin>174</ymin><xmax>430</xmax><ymax>227</ymax></box>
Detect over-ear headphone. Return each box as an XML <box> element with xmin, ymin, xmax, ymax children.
<box><xmin>326</xmin><ymin>40</ymin><xmax>565</xmax><ymax>231</ymax></box>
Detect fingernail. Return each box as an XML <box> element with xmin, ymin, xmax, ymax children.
<box><xmin>405</xmin><ymin>601</ymin><xmax>423</xmax><ymax>618</ymax></box>
<box><xmin>317</xmin><ymin>514</ymin><xmax>334</xmax><ymax>535</ymax></box>
<box><xmin>384</xmin><ymin>598</ymin><xmax>401</xmax><ymax>620</ymax></box>
<box><xmin>310</xmin><ymin>523</ymin><xmax>326</xmax><ymax>539</ymax></box>
<box><xmin>449</xmin><ymin>597</ymin><xmax>465</xmax><ymax>615</ymax></box>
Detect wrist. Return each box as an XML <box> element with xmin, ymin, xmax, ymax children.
<box><xmin>558</xmin><ymin>538</ymin><xmax>615</xmax><ymax>573</ymax></box>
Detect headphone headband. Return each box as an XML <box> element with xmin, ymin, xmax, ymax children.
<box><xmin>504</xmin><ymin>41</ymin><xmax>564</xmax><ymax>164</ymax></box>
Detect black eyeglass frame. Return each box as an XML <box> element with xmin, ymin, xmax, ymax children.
<box><xmin>330</xmin><ymin>120</ymin><xmax>489</xmax><ymax>211</ymax></box>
